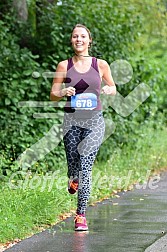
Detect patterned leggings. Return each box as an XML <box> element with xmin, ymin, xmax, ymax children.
<box><xmin>63</xmin><ymin>111</ymin><xmax>105</xmax><ymax>214</ymax></box>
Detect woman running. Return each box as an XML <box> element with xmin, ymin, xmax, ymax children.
<box><xmin>50</xmin><ymin>24</ymin><xmax>116</xmax><ymax>231</ymax></box>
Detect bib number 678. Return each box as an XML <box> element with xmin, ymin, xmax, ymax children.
<box><xmin>76</xmin><ymin>99</ymin><xmax>92</xmax><ymax>108</ymax></box>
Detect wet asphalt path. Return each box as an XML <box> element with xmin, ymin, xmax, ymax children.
<box><xmin>5</xmin><ymin>171</ymin><xmax>167</xmax><ymax>252</ymax></box>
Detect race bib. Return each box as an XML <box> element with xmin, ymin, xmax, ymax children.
<box><xmin>71</xmin><ymin>93</ymin><xmax>97</xmax><ymax>110</ymax></box>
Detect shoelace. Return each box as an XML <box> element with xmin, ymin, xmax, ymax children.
<box><xmin>69</xmin><ymin>181</ymin><xmax>78</xmax><ymax>191</ymax></box>
<box><xmin>75</xmin><ymin>215</ymin><xmax>85</xmax><ymax>224</ymax></box>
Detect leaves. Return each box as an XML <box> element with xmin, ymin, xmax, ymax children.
<box><xmin>0</xmin><ymin>0</ymin><xmax>166</xmax><ymax>176</ymax></box>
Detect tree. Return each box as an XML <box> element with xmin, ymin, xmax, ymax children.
<box><xmin>13</xmin><ymin>0</ymin><xmax>28</xmax><ymax>21</ymax></box>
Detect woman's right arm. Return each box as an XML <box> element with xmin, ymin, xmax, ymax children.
<box><xmin>50</xmin><ymin>61</ymin><xmax>67</xmax><ymax>101</ymax></box>
<box><xmin>50</xmin><ymin>61</ymin><xmax>76</xmax><ymax>101</ymax></box>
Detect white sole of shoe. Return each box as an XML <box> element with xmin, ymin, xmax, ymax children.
<box><xmin>75</xmin><ymin>227</ymin><xmax>89</xmax><ymax>231</ymax></box>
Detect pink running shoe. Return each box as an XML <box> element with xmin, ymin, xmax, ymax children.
<box><xmin>74</xmin><ymin>214</ymin><xmax>88</xmax><ymax>231</ymax></box>
<box><xmin>68</xmin><ymin>177</ymin><xmax>79</xmax><ymax>194</ymax></box>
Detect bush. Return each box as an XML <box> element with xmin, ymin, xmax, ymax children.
<box><xmin>0</xmin><ymin>0</ymin><xmax>166</xmax><ymax>177</ymax></box>
<box><xmin>0</xmin><ymin>19</ymin><xmax>65</xmax><ymax>176</ymax></box>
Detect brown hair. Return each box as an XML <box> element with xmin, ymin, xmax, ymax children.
<box><xmin>71</xmin><ymin>24</ymin><xmax>92</xmax><ymax>47</ymax></box>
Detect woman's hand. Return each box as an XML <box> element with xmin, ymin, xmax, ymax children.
<box><xmin>101</xmin><ymin>85</ymin><xmax>116</xmax><ymax>95</ymax></box>
<box><xmin>61</xmin><ymin>87</ymin><xmax>76</xmax><ymax>96</ymax></box>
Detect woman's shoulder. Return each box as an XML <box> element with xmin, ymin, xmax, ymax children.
<box><xmin>57</xmin><ymin>59</ymin><xmax>68</xmax><ymax>71</ymax></box>
<box><xmin>97</xmin><ymin>58</ymin><xmax>109</xmax><ymax>69</ymax></box>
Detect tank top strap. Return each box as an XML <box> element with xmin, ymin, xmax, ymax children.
<box><xmin>67</xmin><ymin>57</ymin><xmax>99</xmax><ymax>72</ymax></box>
<box><xmin>67</xmin><ymin>58</ymin><xmax>73</xmax><ymax>71</ymax></box>
<box><xmin>91</xmin><ymin>57</ymin><xmax>99</xmax><ymax>73</ymax></box>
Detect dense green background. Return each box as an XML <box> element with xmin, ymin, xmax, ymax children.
<box><xmin>0</xmin><ymin>0</ymin><xmax>167</xmax><ymax>178</ymax></box>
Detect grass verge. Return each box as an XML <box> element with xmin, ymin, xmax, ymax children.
<box><xmin>0</xmin><ymin>126</ymin><xmax>167</xmax><ymax>245</ymax></box>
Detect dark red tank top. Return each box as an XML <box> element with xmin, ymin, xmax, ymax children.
<box><xmin>64</xmin><ymin>57</ymin><xmax>102</xmax><ymax>112</ymax></box>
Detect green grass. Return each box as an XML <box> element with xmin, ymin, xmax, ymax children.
<box><xmin>0</xmin><ymin>126</ymin><xmax>167</xmax><ymax>244</ymax></box>
<box><xmin>91</xmin><ymin>126</ymin><xmax>167</xmax><ymax>201</ymax></box>
<box><xmin>0</xmin><ymin>175</ymin><xmax>77</xmax><ymax>243</ymax></box>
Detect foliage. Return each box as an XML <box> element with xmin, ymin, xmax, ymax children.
<box><xmin>0</xmin><ymin>0</ymin><xmax>167</xmax><ymax>177</ymax></box>
<box><xmin>0</xmin><ymin>19</ymin><xmax>64</xmax><ymax>177</ymax></box>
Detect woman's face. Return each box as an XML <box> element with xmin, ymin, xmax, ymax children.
<box><xmin>71</xmin><ymin>27</ymin><xmax>91</xmax><ymax>53</ymax></box>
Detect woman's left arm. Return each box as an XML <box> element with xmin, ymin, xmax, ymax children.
<box><xmin>99</xmin><ymin>59</ymin><xmax>116</xmax><ymax>95</ymax></box>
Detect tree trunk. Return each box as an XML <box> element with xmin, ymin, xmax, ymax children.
<box><xmin>47</xmin><ymin>0</ymin><xmax>55</xmax><ymax>3</ymax></box>
<box><xmin>13</xmin><ymin>0</ymin><xmax>28</xmax><ymax>22</ymax></box>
